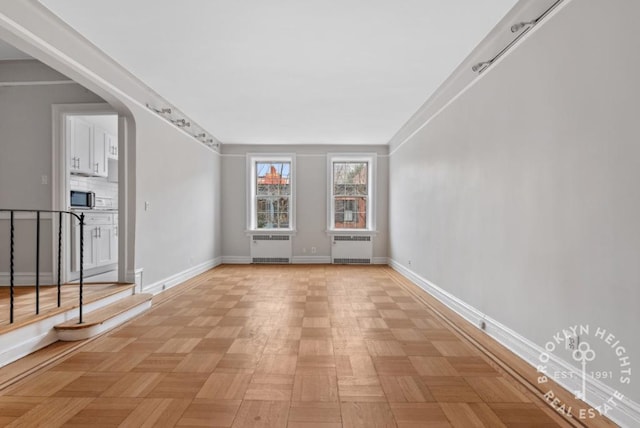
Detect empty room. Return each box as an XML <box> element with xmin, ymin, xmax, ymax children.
<box><xmin>0</xmin><ymin>0</ymin><xmax>638</xmax><ymax>426</ymax></box>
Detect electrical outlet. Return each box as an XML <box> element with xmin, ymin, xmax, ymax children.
<box><xmin>302</xmin><ymin>248</ymin><xmax>307</xmax><ymax>254</ymax></box>
<box><xmin>311</xmin><ymin>247</ymin><xmax>317</xmax><ymax>254</ymax></box>
<box><xmin>565</xmin><ymin>334</ymin><xmax>579</xmax><ymax>350</ymax></box>
<box><xmin>408</xmin><ymin>260</ymin><xmax>412</xmax><ymax>266</ymax></box>
<box><xmin>145</xmin><ymin>201</ymin><xmax>151</xmax><ymax>211</ymax></box>
<box><xmin>41</xmin><ymin>175</ymin><xmax>48</xmax><ymax>185</ymax></box>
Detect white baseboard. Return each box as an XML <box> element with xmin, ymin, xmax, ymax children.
<box><xmin>221</xmin><ymin>256</ymin><xmax>251</xmax><ymax>264</ymax></box>
<box><xmin>372</xmin><ymin>257</ymin><xmax>389</xmax><ymax>265</ymax></box>
<box><xmin>0</xmin><ymin>272</ymin><xmax>54</xmax><ymax>286</ymax></box>
<box><xmin>126</xmin><ymin>268</ymin><xmax>144</xmax><ymax>293</ymax></box>
<box><xmin>292</xmin><ymin>256</ymin><xmax>331</xmax><ymax>264</ymax></box>
<box><xmin>143</xmin><ymin>258</ymin><xmax>220</xmax><ymax>295</ymax></box>
<box><xmin>388</xmin><ymin>258</ymin><xmax>640</xmax><ymax>428</ymax></box>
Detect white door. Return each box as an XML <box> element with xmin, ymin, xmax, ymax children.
<box><xmin>107</xmin><ymin>134</ymin><xmax>118</xmax><ymax>159</ymax></box>
<box><xmin>93</xmin><ymin>127</ymin><xmax>108</xmax><ymax>177</ymax></box>
<box><xmin>72</xmin><ymin>223</ymin><xmax>98</xmax><ymax>271</ymax></box>
<box><xmin>69</xmin><ymin>117</ymin><xmax>93</xmax><ymax>175</ymax></box>
<box><xmin>96</xmin><ymin>225</ymin><xmax>116</xmax><ymax>265</ymax></box>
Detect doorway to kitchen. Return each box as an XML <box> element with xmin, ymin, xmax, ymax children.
<box><xmin>52</xmin><ymin>103</ymin><xmax>121</xmax><ymax>284</ymax></box>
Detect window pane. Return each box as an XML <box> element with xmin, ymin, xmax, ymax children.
<box><xmin>256</xmin><ymin>162</ymin><xmax>290</xmax><ymax>196</ymax></box>
<box><xmin>256</xmin><ymin>196</ymin><xmax>290</xmax><ymax>229</ymax></box>
<box><xmin>333</xmin><ymin>162</ymin><xmax>367</xmax><ymax>197</ymax></box>
<box><xmin>334</xmin><ymin>196</ymin><xmax>366</xmax><ymax>229</ymax></box>
<box><xmin>255</xmin><ymin>161</ymin><xmax>291</xmax><ymax>229</ymax></box>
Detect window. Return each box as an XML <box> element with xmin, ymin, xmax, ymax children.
<box><xmin>328</xmin><ymin>154</ymin><xmax>375</xmax><ymax>231</ymax></box>
<box><xmin>248</xmin><ymin>155</ymin><xmax>295</xmax><ymax>231</ymax></box>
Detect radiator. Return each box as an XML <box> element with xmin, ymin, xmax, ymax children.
<box><xmin>250</xmin><ymin>235</ymin><xmax>292</xmax><ymax>264</ymax></box>
<box><xmin>331</xmin><ymin>235</ymin><xmax>372</xmax><ymax>264</ymax></box>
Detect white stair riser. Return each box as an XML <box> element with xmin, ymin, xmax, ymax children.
<box><xmin>56</xmin><ymin>299</ymin><xmax>152</xmax><ymax>341</ymax></box>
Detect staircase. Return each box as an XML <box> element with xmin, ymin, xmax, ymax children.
<box><xmin>55</xmin><ymin>293</ymin><xmax>152</xmax><ymax>341</ymax></box>
<box><xmin>0</xmin><ymin>208</ymin><xmax>153</xmax><ymax>369</ymax></box>
<box><xmin>0</xmin><ymin>283</ymin><xmax>153</xmax><ymax>368</ymax></box>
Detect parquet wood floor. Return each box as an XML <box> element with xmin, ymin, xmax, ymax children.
<box><xmin>0</xmin><ymin>265</ymin><xmax>593</xmax><ymax>427</ymax></box>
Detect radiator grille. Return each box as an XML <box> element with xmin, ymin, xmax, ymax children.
<box><xmin>333</xmin><ymin>235</ymin><xmax>371</xmax><ymax>242</ymax></box>
<box><xmin>252</xmin><ymin>235</ymin><xmax>290</xmax><ymax>241</ymax></box>
<box><xmin>333</xmin><ymin>258</ymin><xmax>371</xmax><ymax>264</ymax></box>
<box><xmin>252</xmin><ymin>257</ymin><xmax>290</xmax><ymax>264</ymax></box>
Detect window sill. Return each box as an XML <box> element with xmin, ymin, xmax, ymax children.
<box><xmin>326</xmin><ymin>229</ymin><xmax>377</xmax><ymax>236</ymax></box>
<box><xmin>245</xmin><ymin>229</ymin><xmax>297</xmax><ymax>237</ymax></box>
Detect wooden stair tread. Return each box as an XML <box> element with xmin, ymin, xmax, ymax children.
<box><xmin>54</xmin><ymin>293</ymin><xmax>152</xmax><ymax>330</ymax></box>
<box><xmin>0</xmin><ymin>283</ymin><xmax>136</xmax><ymax>335</ymax></box>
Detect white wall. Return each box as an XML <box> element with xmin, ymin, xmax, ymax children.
<box><xmin>221</xmin><ymin>144</ymin><xmax>388</xmax><ymax>262</ymax></box>
<box><xmin>389</xmin><ymin>0</ymin><xmax>639</xmax><ymax>405</ymax></box>
<box><xmin>133</xmin><ymin>105</ymin><xmax>221</xmax><ymax>288</ymax></box>
<box><xmin>0</xmin><ymin>60</ymin><xmax>104</xmax><ymax>281</ymax></box>
<box><xmin>0</xmin><ymin>61</ymin><xmax>104</xmax><ymax>209</ymax></box>
<box><xmin>0</xmin><ymin>4</ymin><xmax>223</xmax><ymax>289</ymax></box>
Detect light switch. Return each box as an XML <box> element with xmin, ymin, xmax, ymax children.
<box><xmin>41</xmin><ymin>175</ymin><xmax>48</xmax><ymax>185</ymax></box>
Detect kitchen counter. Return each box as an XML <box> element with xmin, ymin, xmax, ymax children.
<box><xmin>69</xmin><ymin>208</ymin><xmax>118</xmax><ymax>213</ymax></box>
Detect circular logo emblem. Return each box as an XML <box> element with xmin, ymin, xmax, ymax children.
<box><xmin>536</xmin><ymin>324</ymin><xmax>631</xmax><ymax>420</ymax></box>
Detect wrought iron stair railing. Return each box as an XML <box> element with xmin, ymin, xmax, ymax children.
<box><xmin>0</xmin><ymin>209</ymin><xmax>86</xmax><ymax>325</ymax></box>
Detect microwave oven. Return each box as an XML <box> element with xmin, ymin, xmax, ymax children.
<box><xmin>70</xmin><ymin>190</ymin><xmax>95</xmax><ymax>209</ymax></box>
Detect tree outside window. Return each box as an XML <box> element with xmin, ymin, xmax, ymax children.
<box><xmin>332</xmin><ymin>161</ymin><xmax>368</xmax><ymax>229</ymax></box>
<box><xmin>255</xmin><ymin>162</ymin><xmax>290</xmax><ymax>229</ymax></box>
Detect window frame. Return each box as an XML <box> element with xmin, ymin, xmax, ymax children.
<box><xmin>246</xmin><ymin>154</ymin><xmax>296</xmax><ymax>233</ymax></box>
<box><xmin>327</xmin><ymin>153</ymin><xmax>376</xmax><ymax>233</ymax></box>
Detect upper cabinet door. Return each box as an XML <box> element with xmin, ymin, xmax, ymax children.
<box><xmin>93</xmin><ymin>126</ymin><xmax>109</xmax><ymax>177</ymax></box>
<box><xmin>69</xmin><ymin>116</ymin><xmax>94</xmax><ymax>175</ymax></box>
<box><xmin>107</xmin><ymin>133</ymin><xmax>118</xmax><ymax>160</ymax></box>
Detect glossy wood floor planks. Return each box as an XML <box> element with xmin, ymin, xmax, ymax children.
<box><xmin>0</xmin><ymin>265</ymin><xmax>590</xmax><ymax>427</ymax></box>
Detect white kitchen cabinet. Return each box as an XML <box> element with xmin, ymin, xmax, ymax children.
<box><xmin>72</xmin><ymin>222</ymin><xmax>97</xmax><ymax>271</ymax></box>
<box><xmin>68</xmin><ymin>117</ymin><xmax>109</xmax><ymax>177</ymax></box>
<box><xmin>71</xmin><ymin>212</ymin><xmax>118</xmax><ymax>272</ymax></box>
<box><xmin>107</xmin><ymin>133</ymin><xmax>118</xmax><ymax>159</ymax></box>
<box><xmin>95</xmin><ymin>224</ymin><xmax>116</xmax><ymax>265</ymax></box>
<box><xmin>93</xmin><ymin>126</ymin><xmax>109</xmax><ymax>177</ymax></box>
<box><xmin>68</xmin><ymin>116</ymin><xmax>94</xmax><ymax>175</ymax></box>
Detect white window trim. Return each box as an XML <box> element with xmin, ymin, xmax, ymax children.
<box><xmin>246</xmin><ymin>153</ymin><xmax>296</xmax><ymax>234</ymax></box>
<box><xmin>327</xmin><ymin>153</ymin><xmax>376</xmax><ymax>234</ymax></box>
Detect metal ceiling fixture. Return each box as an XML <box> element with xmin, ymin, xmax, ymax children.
<box><xmin>472</xmin><ymin>0</ymin><xmax>564</xmax><ymax>74</ymax></box>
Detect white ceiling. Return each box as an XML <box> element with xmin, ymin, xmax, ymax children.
<box><xmin>39</xmin><ymin>0</ymin><xmax>517</xmax><ymax>145</ymax></box>
<box><xmin>0</xmin><ymin>39</ymin><xmax>31</xmax><ymax>60</ymax></box>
